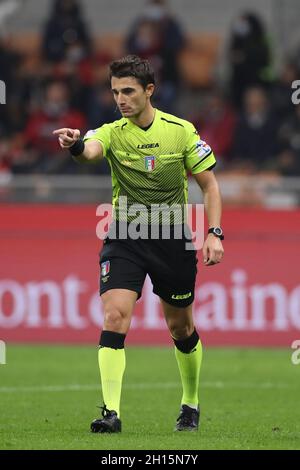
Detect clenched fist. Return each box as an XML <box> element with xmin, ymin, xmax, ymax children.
<box><xmin>53</xmin><ymin>128</ymin><xmax>81</xmax><ymax>149</ymax></box>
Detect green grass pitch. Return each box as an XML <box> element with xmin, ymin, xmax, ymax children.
<box><xmin>0</xmin><ymin>345</ymin><xmax>299</xmax><ymax>450</ymax></box>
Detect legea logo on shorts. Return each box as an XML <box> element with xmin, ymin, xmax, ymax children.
<box><xmin>0</xmin><ymin>340</ymin><xmax>6</xmax><ymax>364</ymax></box>
<box><xmin>171</xmin><ymin>292</ymin><xmax>192</xmax><ymax>300</ymax></box>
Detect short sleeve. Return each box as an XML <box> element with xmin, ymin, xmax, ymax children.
<box><xmin>184</xmin><ymin>123</ymin><xmax>216</xmax><ymax>174</ymax></box>
<box><xmin>83</xmin><ymin>123</ymin><xmax>113</xmax><ymax>158</ymax></box>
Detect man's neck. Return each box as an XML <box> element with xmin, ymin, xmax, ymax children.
<box><xmin>130</xmin><ymin>106</ymin><xmax>156</xmax><ymax>128</ymax></box>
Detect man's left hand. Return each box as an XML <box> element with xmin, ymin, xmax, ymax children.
<box><xmin>202</xmin><ymin>234</ymin><xmax>224</xmax><ymax>266</ymax></box>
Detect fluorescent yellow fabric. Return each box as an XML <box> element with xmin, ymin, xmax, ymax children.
<box><xmin>98</xmin><ymin>347</ymin><xmax>126</xmax><ymax>417</ymax></box>
<box><xmin>175</xmin><ymin>339</ymin><xmax>203</xmax><ymax>406</ymax></box>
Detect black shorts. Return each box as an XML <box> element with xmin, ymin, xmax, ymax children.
<box><xmin>99</xmin><ymin>223</ymin><xmax>198</xmax><ymax>307</ymax></box>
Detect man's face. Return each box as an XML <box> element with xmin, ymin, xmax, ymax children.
<box><xmin>111</xmin><ymin>76</ymin><xmax>153</xmax><ymax>118</ymax></box>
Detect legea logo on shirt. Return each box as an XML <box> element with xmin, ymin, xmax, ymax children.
<box><xmin>137</xmin><ymin>143</ymin><xmax>159</xmax><ymax>149</ymax></box>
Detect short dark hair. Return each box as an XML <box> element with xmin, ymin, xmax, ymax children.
<box><xmin>109</xmin><ymin>55</ymin><xmax>155</xmax><ymax>89</ymax></box>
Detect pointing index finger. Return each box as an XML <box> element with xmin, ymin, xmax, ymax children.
<box><xmin>53</xmin><ymin>128</ymin><xmax>68</xmax><ymax>135</ymax></box>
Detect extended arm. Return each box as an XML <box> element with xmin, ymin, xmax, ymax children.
<box><xmin>53</xmin><ymin>128</ymin><xmax>103</xmax><ymax>163</ymax></box>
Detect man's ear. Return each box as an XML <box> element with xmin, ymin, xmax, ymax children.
<box><xmin>146</xmin><ymin>84</ymin><xmax>155</xmax><ymax>98</ymax></box>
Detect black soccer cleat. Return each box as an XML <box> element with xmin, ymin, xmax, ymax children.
<box><xmin>90</xmin><ymin>405</ymin><xmax>121</xmax><ymax>433</ymax></box>
<box><xmin>175</xmin><ymin>404</ymin><xmax>200</xmax><ymax>432</ymax></box>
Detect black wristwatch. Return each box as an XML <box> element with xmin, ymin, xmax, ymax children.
<box><xmin>208</xmin><ymin>227</ymin><xmax>224</xmax><ymax>240</ymax></box>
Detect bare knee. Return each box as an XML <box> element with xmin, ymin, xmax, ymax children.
<box><xmin>161</xmin><ymin>300</ymin><xmax>194</xmax><ymax>341</ymax></box>
<box><xmin>167</xmin><ymin>320</ymin><xmax>194</xmax><ymax>341</ymax></box>
<box><xmin>101</xmin><ymin>290</ymin><xmax>135</xmax><ymax>333</ymax></box>
<box><xmin>103</xmin><ymin>302</ymin><xmax>124</xmax><ymax>332</ymax></box>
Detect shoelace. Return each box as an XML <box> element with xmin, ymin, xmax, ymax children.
<box><xmin>97</xmin><ymin>404</ymin><xmax>112</xmax><ymax>418</ymax></box>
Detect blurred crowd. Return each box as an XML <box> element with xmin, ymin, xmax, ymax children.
<box><xmin>1</xmin><ymin>0</ymin><xmax>300</xmax><ymax>177</ymax></box>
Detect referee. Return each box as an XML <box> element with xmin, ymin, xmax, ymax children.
<box><xmin>54</xmin><ymin>55</ymin><xmax>224</xmax><ymax>433</ymax></box>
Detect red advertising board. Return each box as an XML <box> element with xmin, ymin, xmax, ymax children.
<box><xmin>0</xmin><ymin>205</ymin><xmax>299</xmax><ymax>346</ymax></box>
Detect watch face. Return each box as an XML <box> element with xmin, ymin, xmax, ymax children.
<box><xmin>214</xmin><ymin>228</ymin><xmax>222</xmax><ymax>236</ymax></box>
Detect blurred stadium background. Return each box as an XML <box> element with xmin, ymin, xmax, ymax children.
<box><xmin>0</xmin><ymin>0</ymin><xmax>300</xmax><ymax>450</ymax></box>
